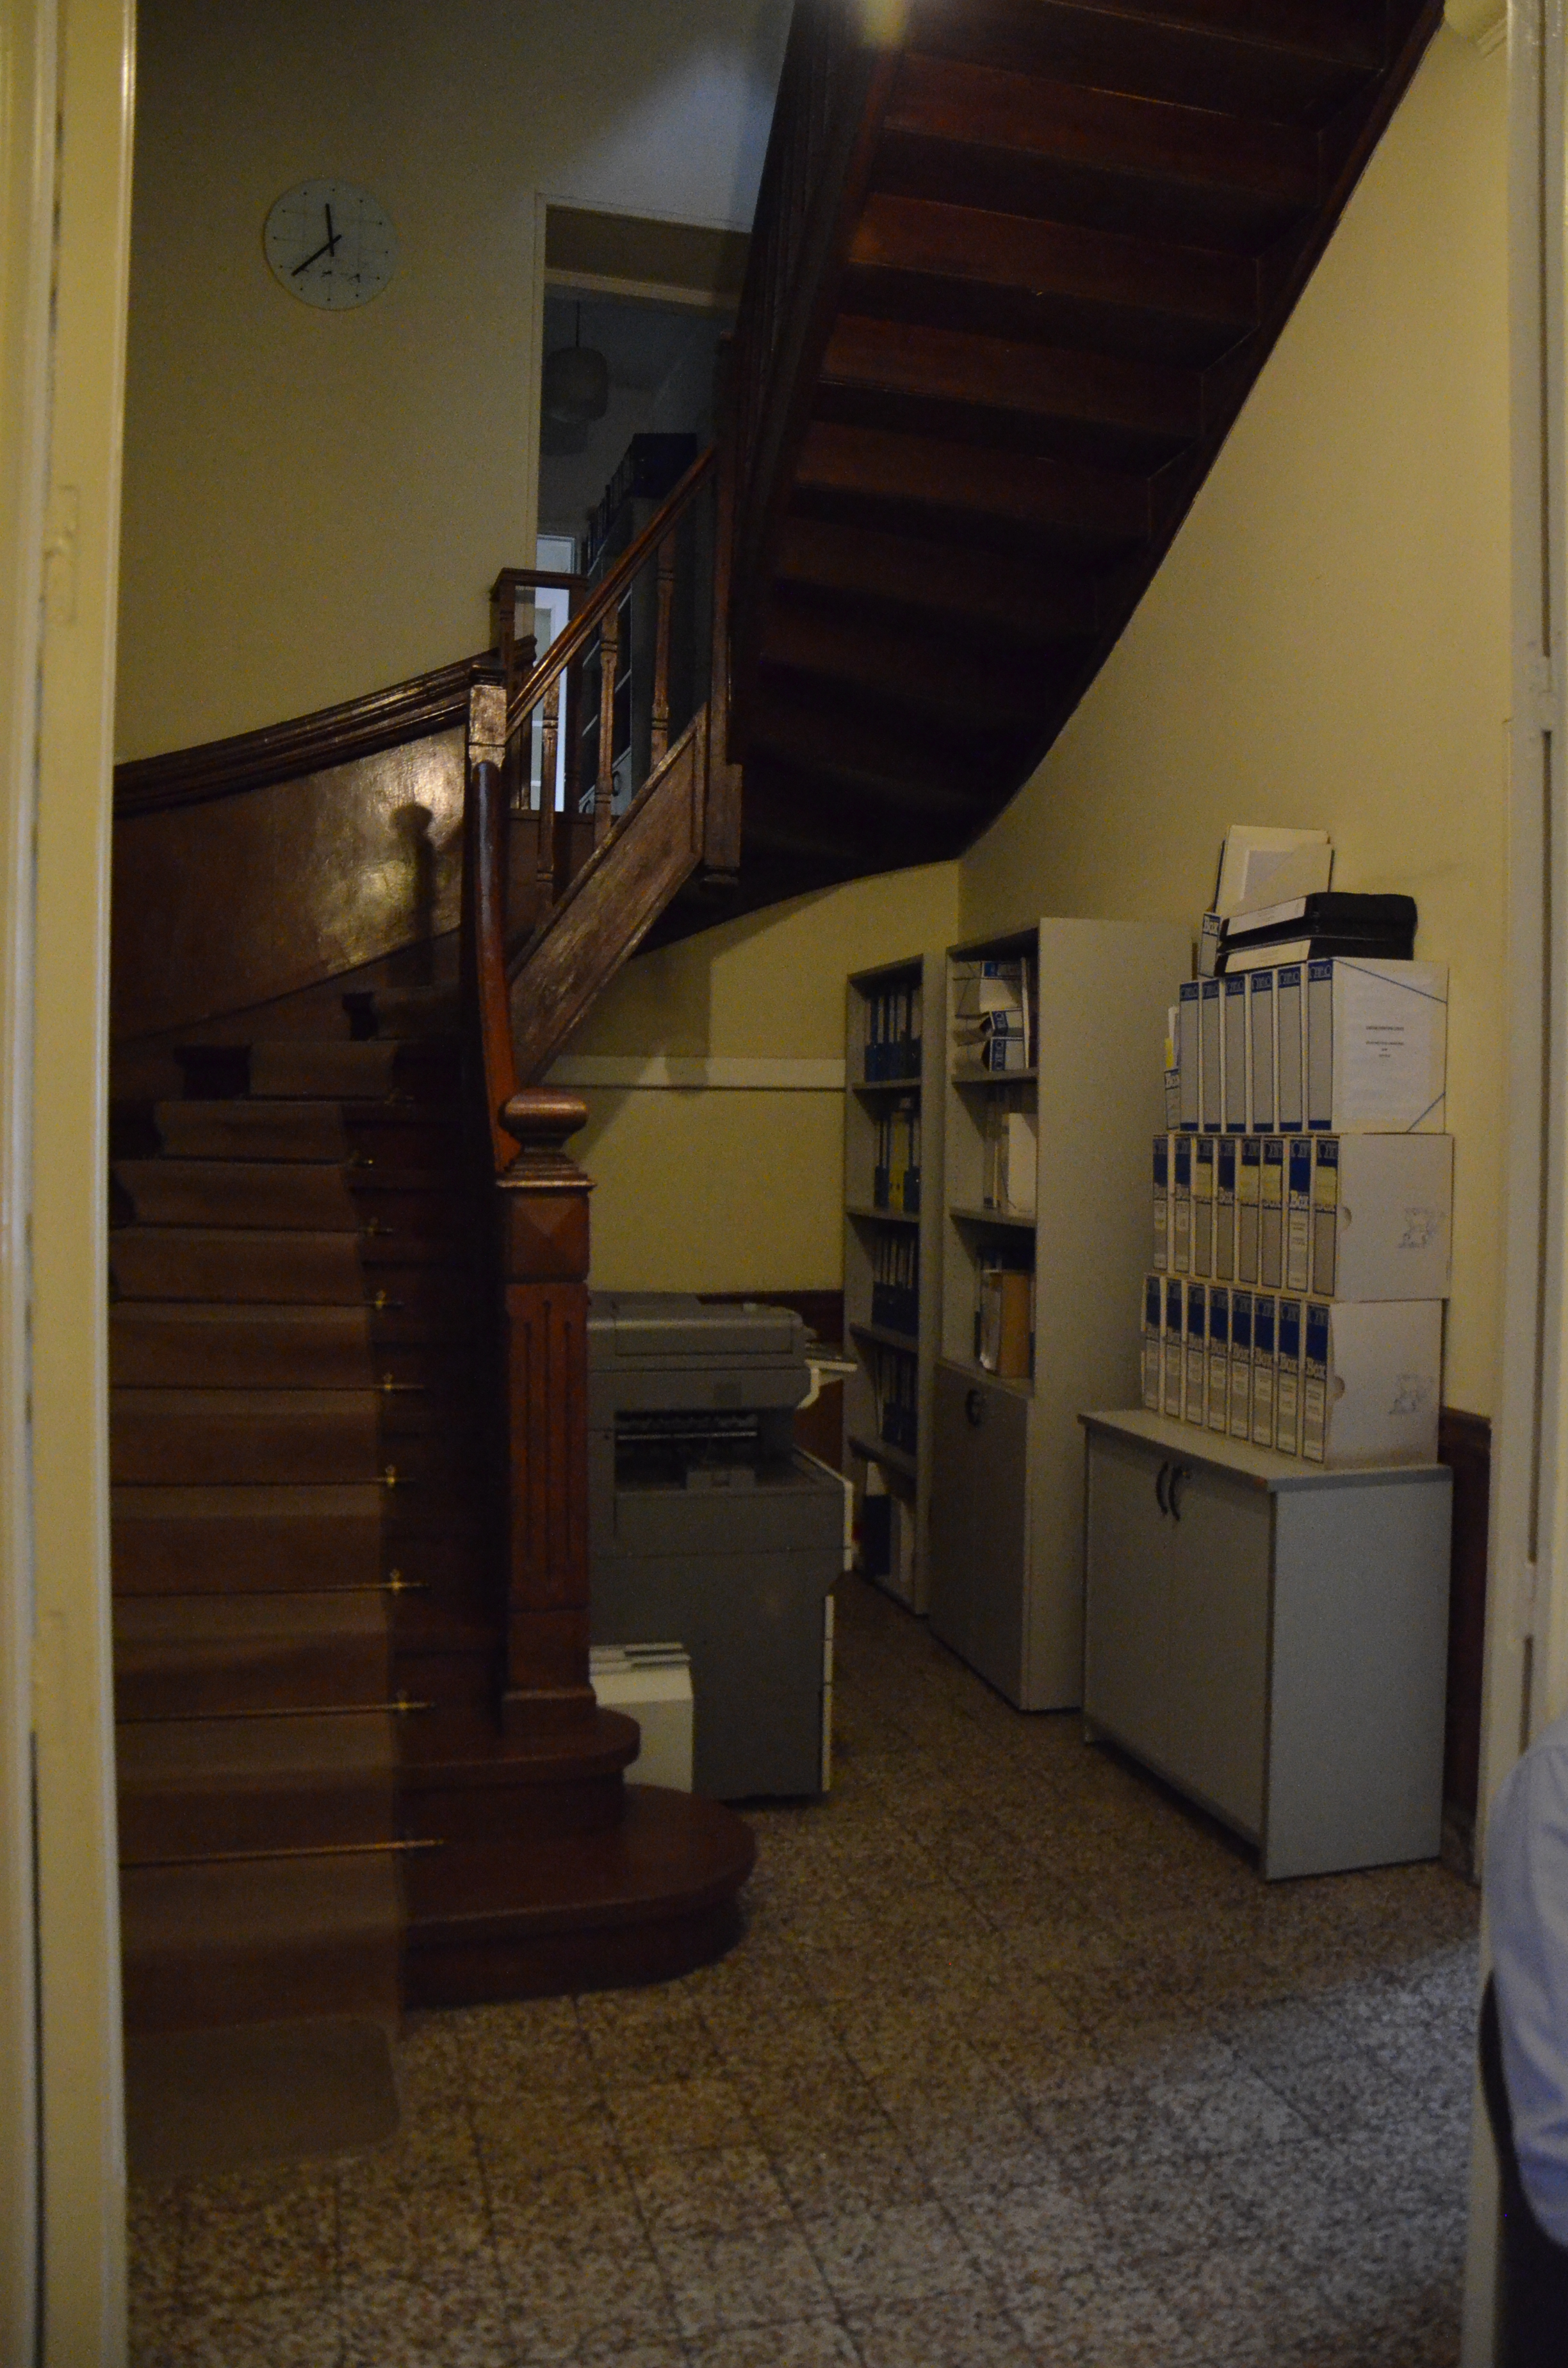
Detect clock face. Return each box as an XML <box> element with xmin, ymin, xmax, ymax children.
<box><xmin>264</xmin><ymin>180</ymin><xmax>397</xmax><ymax>309</ymax></box>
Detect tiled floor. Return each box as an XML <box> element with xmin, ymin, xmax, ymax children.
<box><xmin>128</xmin><ymin>1575</ymin><xmax>1481</xmax><ymax>2366</ymax></box>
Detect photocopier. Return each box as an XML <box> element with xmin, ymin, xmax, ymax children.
<box><xmin>587</xmin><ymin>1293</ymin><xmax>845</xmax><ymax>1798</ymax></box>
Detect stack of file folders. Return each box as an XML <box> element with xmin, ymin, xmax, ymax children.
<box><xmin>863</xmin><ymin>978</ymin><xmax>922</xmax><ymax>1080</ymax></box>
<box><xmin>870</xmin><ymin>1233</ymin><xmax>919</xmax><ymax>1338</ymax></box>
<box><xmin>1143</xmin><ymin>923</ymin><xmax>1452</xmax><ymax>1468</ymax></box>
<box><xmin>872</xmin><ymin>1098</ymin><xmax>921</xmax><ymax>1213</ymax></box>
<box><xmin>1215</xmin><ymin>891</ymin><xmax>1416</xmax><ymax>974</ymax></box>
<box><xmin>952</xmin><ymin>957</ymin><xmax>1034</xmax><ymax>1074</ymax></box>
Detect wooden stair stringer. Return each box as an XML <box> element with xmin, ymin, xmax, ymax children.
<box><xmin>505</xmin><ymin>709</ymin><xmax>710</xmax><ymax>1087</ymax></box>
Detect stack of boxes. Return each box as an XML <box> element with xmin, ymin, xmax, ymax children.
<box><xmin>1141</xmin><ymin>949</ymin><xmax>1452</xmax><ymax>1467</ymax></box>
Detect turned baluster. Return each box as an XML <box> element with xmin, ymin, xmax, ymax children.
<box><xmin>649</xmin><ymin>531</ymin><xmax>676</xmax><ymax>771</ymax></box>
<box><xmin>536</xmin><ymin>670</ymin><xmax>560</xmax><ymax>900</ymax></box>
<box><xmin>593</xmin><ymin>603</ymin><xmax>619</xmax><ymax>846</ymax></box>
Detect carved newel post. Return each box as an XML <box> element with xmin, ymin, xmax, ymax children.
<box><xmin>494</xmin><ymin>1087</ymin><xmax>598</xmax><ymax>1738</ymax></box>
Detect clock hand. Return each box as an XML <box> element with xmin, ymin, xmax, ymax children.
<box><xmin>291</xmin><ymin>206</ymin><xmax>343</xmax><ymax>278</ymax></box>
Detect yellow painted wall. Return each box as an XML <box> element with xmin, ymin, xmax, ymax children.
<box><xmin>115</xmin><ymin>0</ymin><xmax>788</xmax><ymax>761</ymax></box>
<box><xmin>568</xmin><ymin>864</ymin><xmax>961</xmax><ymax>1291</ymax></box>
<box><xmin>961</xmin><ymin>28</ymin><xmax>1508</xmax><ymax>1417</ymax></box>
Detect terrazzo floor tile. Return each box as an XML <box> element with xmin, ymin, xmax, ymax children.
<box><xmin>845</xmin><ymin>2291</ymin><xmax>1038</xmax><ymax>2367</ymax></box>
<box><xmin>179</xmin><ymin>2164</ymin><xmax>337</xmax><ymax>2305</ymax></box>
<box><xmin>798</xmin><ymin>2195</ymin><xmax>988</xmax><ymax>2310</ymax></box>
<box><xmin>159</xmin><ymin>2282</ymin><xmax>345</xmax><ymax>2368</ymax></box>
<box><xmin>339</xmin><ymin>2269</ymin><xmax>519</xmax><ymax>2367</ymax></box>
<box><xmin>124</xmin><ymin>1572</ymin><xmax>1480</xmax><ymax>2368</ymax></box>
<box><xmin>682</xmin><ymin>2316</ymin><xmax>861</xmax><ymax>2367</ymax></box>
<box><xmin>655</xmin><ymin>2221</ymin><xmax>840</xmax><ymax>2339</ymax></box>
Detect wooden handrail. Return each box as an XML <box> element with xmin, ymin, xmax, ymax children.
<box><xmin>503</xmin><ymin>446</ymin><xmax>715</xmax><ymax>739</ymax></box>
<box><xmin>115</xmin><ymin>652</ymin><xmax>487</xmax><ymax>817</ymax></box>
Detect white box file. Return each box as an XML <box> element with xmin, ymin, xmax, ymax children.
<box><xmin>1261</xmin><ymin>1137</ymin><xmax>1286</xmax><ymax>1289</ymax></box>
<box><xmin>1276</xmin><ymin>1294</ymin><xmax>1303</xmax><ymax>1456</ymax></box>
<box><xmin>1228</xmin><ymin>1289</ymin><xmax>1253</xmax><ymax>1440</ymax></box>
<box><xmin>1178</xmin><ymin>980</ymin><xmax>1201</xmax><ymax>1131</ymax></box>
<box><xmin>1301</xmin><ymin>1297</ymin><xmax>1443</xmax><ymax>1468</ymax></box>
<box><xmin>1223</xmin><ymin>974</ymin><xmax>1249</xmax><ymax>1131</ymax></box>
<box><xmin>1276</xmin><ymin>964</ymin><xmax>1305</xmax><ymax>1131</ymax></box>
<box><xmin>589</xmin><ymin>1645</ymin><xmax>694</xmax><ymax>1791</ymax></box>
<box><xmin>1311</xmin><ymin>1133</ymin><xmax>1453</xmax><ymax>1301</ymax></box>
<box><xmin>1184</xmin><ymin>1281</ymin><xmax>1208</xmax><ymax>1427</ymax></box>
<box><xmin>1251</xmin><ymin>1292</ymin><xmax>1277</xmax><ymax>1448</ymax></box>
<box><xmin>1214</xmin><ymin>1137</ymin><xmax>1237</xmax><ymax>1281</ymax></box>
<box><xmin>1200</xmin><ymin>978</ymin><xmax>1223</xmax><ymax>1133</ymax></box>
<box><xmin>1193</xmin><ymin>1136</ymin><xmax>1216</xmax><ymax>1274</ymax></box>
<box><xmin>1152</xmin><ymin>1134</ymin><xmax>1170</xmax><ymax>1270</ymax></box>
<box><xmin>1206</xmin><ymin>1285</ymin><xmax>1230</xmax><ymax>1433</ymax></box>
<box><xmin>1163</xmin><ymin>1276</ymin><xmax>1185</xmax><ymax>1419</ymax></box>
<box><xmin>1172</xmin><ymin>1135</ymin><xmax>1193</xmax><ymax>1274</ymax></box>
<box><xmin>1305</xmin><ymin>957</ymin><xmax>1448</xmax><ymax>1133</ymax></box>
<box><xmin>1286</xmin><ymin>1136</ymin><xmax>1313</xmax><ymax>1294</ymax></box>
<box><xmin>1248</xmin><ymin>969</ymin><xmax>1276</xmax><ymax>1132</ymax></box>
<box><xmin>1142</xmin><ymin>1275</ymin><xmax>1163</xmax><ymax>1411</ymax></box>
<box><xmin>1237</xmin><ymin>1137</ymin><xmax>1262</xmax><ymax>1285</ymax></box>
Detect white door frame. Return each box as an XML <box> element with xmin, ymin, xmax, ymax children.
<box><xmin>1463</xmin><ymin>0</ymin><xmax>1567</xmax><ymax>2354</ymax></box>
<box><xmin>0</xmin><ymin>0</ymin><xmax>136</xmax><ymax>2360</ymax></box>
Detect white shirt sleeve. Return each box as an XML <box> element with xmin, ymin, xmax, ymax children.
<box><xmin>1487</xmin><ymin>1713</ymin><xmax>1568</xmax><ymax>2248</ymax></box>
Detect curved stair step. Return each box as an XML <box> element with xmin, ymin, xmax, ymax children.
<box><xmin>403</xmin><ymin>1786</ymin><xmax>755</xmax><ymax>2007</ymax></box>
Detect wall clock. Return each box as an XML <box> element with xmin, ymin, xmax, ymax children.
<box><xmin>264</xmin><ymin>179</ymin><xmax>397</xmax><ymax>310</ymax></box>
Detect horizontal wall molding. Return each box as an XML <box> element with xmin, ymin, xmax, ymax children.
<box><xmin>548</xmin><ymin>1055</ymin><xmax>845</xmax><ymax>1091</ymax></box>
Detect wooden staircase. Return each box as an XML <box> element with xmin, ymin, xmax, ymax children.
<box><xmin>111</xmin><ymin>968</ymin><xmax>751</xmax><ymax>2027</ymax></box>
<box><xmin>107</xmin><ymin>1</ymin><xmax>1446</xmax><ymax>2034</ymax></box>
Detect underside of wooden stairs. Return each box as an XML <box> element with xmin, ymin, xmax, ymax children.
<box><xmin>108</xmin><ymin>0</ymin><xmax>1446</xmax><ymax>2037</ymax></box>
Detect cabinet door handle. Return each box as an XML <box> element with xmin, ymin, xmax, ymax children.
<box><xmin>1168</xmin><ymin>1465</ymin><xmax>1189</xmax><ymax>1522</ymax></box>
<box><xmin>965</xmin><ymin>1388</ymin><xmax>986</xmax><ymax>1429</ymax></box>
<box><xmin>1154</xmin><ymin>1461</ymin><xmax>1170</xmax><ymax>1516</ymax></box>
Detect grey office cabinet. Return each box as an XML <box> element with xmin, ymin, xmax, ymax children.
<box><xmin>1081</xmin><ymin>1409</ymin><xmax>1452</xmax><ymax>1878</ymax></box>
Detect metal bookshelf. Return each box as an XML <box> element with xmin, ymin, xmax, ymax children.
<box><xmin>842</xmin><ymin>953</ymin><xmax>943</xmax><ymax>1613</ymax></box>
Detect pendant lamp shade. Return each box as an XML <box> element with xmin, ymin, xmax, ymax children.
<box><xmin>543</xmin><ymin>304</ymin><xmax>609</xmax><ymax>427</ymax></box>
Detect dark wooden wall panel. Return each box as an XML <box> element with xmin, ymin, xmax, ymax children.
<box><xmin>111</xmin><ymin>727</ymin><xmax>464</xmax><ymax>1041</ymax></box>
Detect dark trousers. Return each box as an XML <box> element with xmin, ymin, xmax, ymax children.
<box><xmin>1480</xmin><ymin>1976</ymin><xmax>1568</xmax><ymax>2367</ymax></box>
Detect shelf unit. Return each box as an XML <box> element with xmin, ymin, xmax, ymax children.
<box><xmin>929</xmin><ymin>919</ymin><xmax>1191</xmax><ymax>1707</ymax></box>
<box><xmin>842</xmin><ymin>954</ymin><xmax>943</xmax><ymax>1613</ymax></box>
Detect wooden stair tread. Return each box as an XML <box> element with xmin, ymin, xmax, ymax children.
<box><xmin>117</xmin><ymin>1711</ymin><xmax>396</xmax><ymax>1787</ymax></box>
<box><xmin>122</xmin><ymin>1854</ymin><xmax>402</xmax><ymax>1953</ymax></box>
<box><xmin>404</xmin><ymin>1788</ymin><xmax>755</xmax><ymax>1942</ymax></box>
<box><xmin>154</xmin><ymin>1099</ymin><xmax>350</xmax><ymax>1160</ymax></box>
<box><xmin>115</xmin><ymin>1588</ymin><xmax>388</xmax><ymax>1652</ymax></box>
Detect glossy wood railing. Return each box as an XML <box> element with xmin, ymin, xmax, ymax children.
<box><xmin>726</xmin><ymin>0</ymin><xmax>904</xmax><ymax>745</ymax></box>
<box><xmin>459</xmin><ymin>448</ymin><xmax>742</xmax><ymax>1720</ymax></box>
